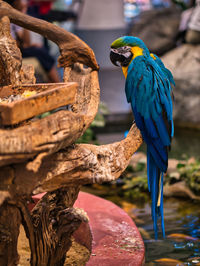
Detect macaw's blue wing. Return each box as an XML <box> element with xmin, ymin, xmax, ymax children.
<box><xmin>125</xmin><ymin>55</ymin><xmax>173</xmax><ymax>238</ymax></box>
<box><xmin>151</xmin><ymin>53</ymin><xmax>175</xmax><ymax>87</ymax></box>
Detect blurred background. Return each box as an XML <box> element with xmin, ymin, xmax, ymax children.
<box><xmin>8</xmin><ymin>0</ymin><xmax>200</xmax><ymax>264</ymax></box>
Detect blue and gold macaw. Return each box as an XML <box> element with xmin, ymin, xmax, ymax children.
<box><xmin>110</xmin><ymin>36</ymin><xmax>175</xmax><ymax>239</ymax></box>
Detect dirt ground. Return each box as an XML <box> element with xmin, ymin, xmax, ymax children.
<box><xmin>17</xmin><ymin>226</ymin><xmax>90</xmax><ymax>266</ymax></box>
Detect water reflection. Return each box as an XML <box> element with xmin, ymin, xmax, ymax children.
<box><xmin>132</xmin><ymin>198</ymin><xmax>200</xmax><ymax>264</ymax></box>
<box><xmin>137</xmin><ymin>127</ymin><xmax>200</xmax><ymax>160</ymax></box>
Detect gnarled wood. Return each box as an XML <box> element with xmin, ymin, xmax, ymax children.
<box><xmin>0</xmin><ymin>3</ymin><xmax>143</xmax><ymax>265</ymax></box>
<box><xmin>0</xmin><ymin>2</ymin><xmax>100</xmax><ymax>168</ymax></box>
<box><xmin>0</xmin><ymin>16</ymin><xmax>35</xmax><ymax>86</ymax></box>
<box><xmin>0</xmin><ymin>202</ymin><xmax>21</xmax><ymax>265</ymax></box>
<box><xmin>0</xmin><ymin>64</ymin><xmax>99</xmax><ymax>168</ymax></box>
<box><xmin>23</xmin><ymin>187</ymin><xmax>87</xmax><ymax>266</ymax></box>
<box><xmin>0</xmin><ymin>123</ymin><xmax>142</xmax><ymax>197</ymax></box>
<box><xmin>0</xmin><ymin>187</ymin><xmax>87</xmax><ymax>266</ymax></box>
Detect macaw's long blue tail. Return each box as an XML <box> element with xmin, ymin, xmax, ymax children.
<box><xmin>147</xmin><ymin>148</ymin><xmax>165</xmax><ymax>239</ymax></box>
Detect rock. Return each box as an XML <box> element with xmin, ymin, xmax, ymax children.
<box><xmin>138</xmin><ymin>227</ymin><xmax>151</xmax><ymax>240</ymax></box>
<box><xmin>168</xmin><ymin>171</ymin><xmax>181</xmax><ymax>180</ymax></box>
<box><xmin>130</xmin><ymin>152</ymin><xmax>147</xmax><ymax>168</ymax></box>
<box><xmin>167</xmin><ymin>159</ymin><xmax>179</xmax><ymax>174</ymax></box>
<box><xmin>162</xmin><ymin>44</ymin><xmax>200</xmax><ymax>128</ymax></box>
<box><xmin>130</xmin><ymin>7</ymin><xmax>181</xmax><ymax>55</ymax></box>
<box><xmin>187</xmin><ymin>157</ymin><xmax>196</xmax><ymax>164</ymax></box>
<box><xmin>164</xmin><ymin>181</ymin><xmax>200</xmax><ymax>200</ymax></box>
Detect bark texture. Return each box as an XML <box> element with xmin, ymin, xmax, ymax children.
<box><xmin>0</xmin><ymin>202</ymin><xmax>21</xmax><ymax>265</ymax></box>
<box><xmin>0</xmin><ymin>3</ymin><xmax>143</xmax><ymax>265</ymax></box>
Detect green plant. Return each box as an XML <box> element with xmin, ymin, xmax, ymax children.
<box><xmin>180</xmin><ymin>159</ymin><xmax>200</xmax><ymax>194</ymax></box>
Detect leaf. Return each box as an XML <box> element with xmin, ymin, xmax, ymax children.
<box><xmin>177</xmin><ymin>163</ymin><xmax>185</xmax><ymax>169</ymax></box>
<box><xmin>135</xmin><ymin>162</ymin><xmax>146</xmax><ymax>172</ymax></box>
<box><xmin>155</xmin><ymin>258</ymin><xmax>184</xmax><ymax>265</ymax></box>
<box><xmin>91</xmin><ymin>113</ymin><xmax>105</xmax><ymax>127</ymax></box>
<box><xmin>98</xmin><ymin>101</ymin><xmax>109</xmax><ymax>115</ymax></box>
<box><xmin>167</xmin><ymin>233</ymin><xmax>199</xmax><ymax>241</ymax></box>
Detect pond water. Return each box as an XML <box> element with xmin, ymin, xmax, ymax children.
<box><xmin>132</xmin><ymin>198</ymin><xmax>200</xmax><ymax>265</ymax></box>
<box><xmin>83</xmin><ymin>186</ymin><xmax>200</xmax><ymax>265</ymax></box>
<box><xmin>169</xmin><ymin>127</ymin><xmax>200</xmax><ymax>159</ymax></box>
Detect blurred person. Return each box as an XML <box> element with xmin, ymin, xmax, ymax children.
<box><xmin>178</xmin><ymin>0</ymin><xmax>200</xmax><ymax>44</ymax></box>
<box><xmin>27</xmin><ymin>0</ymin><xmax>77</xmax><ymax>56</ymax></box>
<box><xmin>185</xmin><ymin>0</ymin><xmax>200</xmax><ymax>44</ymax></box>
<box><xmin>28</xmin><ymin>0</ymin><xmax>77</xmax><ymax>23</ymax></box>
<box><xmin>4</xmin><ymin>0</ymin><xmax>61</xmax><ymax>83</ymax></box>
<box><xmin>28</xmin><ymin>0</ymin><xmax>54</xmax><ymax>18</ymax></box>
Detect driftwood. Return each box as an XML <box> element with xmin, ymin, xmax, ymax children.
<box><xmin>0</xmin><ymin>16</ymin><xmax>36</xmax><ymax>86</ymax></box>
<box><xmin>0</xmin><ymin>201</ymin><xmax>21</xmax><ymax>265</ymax></box>
<box><xmin>0</xmin><ymin>9</ymin><xmax>100</xmax><ymax>168</ymax></box>
<box><xmin>0</xmin><ymin>123</ymin><xmax>142</xmax><ymax>197</ymax></box>
<box><xmin>0</xmin><ymin>124</ymin><xmax>142</xmax><ymax>265</ymax></box>
<box><xmin>0</xmin><ymin>1</ymin><xmax>143</xmax><ymax>265</ymax></box>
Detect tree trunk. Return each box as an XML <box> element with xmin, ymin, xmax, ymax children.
<box><xmin>0</xmin><ymin>202</ymin><xmax>21</xmax><ymax>265</ymax></box>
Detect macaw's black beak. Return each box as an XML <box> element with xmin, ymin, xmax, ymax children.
<box><xmin>110</xmin><ymin>47</ymin><xmax>133</xmax><ymax>67</ymax></box>
<box><xmin>110</xmin><ymin>48</ymin><xmax>121</xmax><ymax>67</ymax></box>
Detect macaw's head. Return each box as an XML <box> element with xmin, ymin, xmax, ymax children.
<box><xmin>110</xmin><ymin>36</ymin><xmax>149</xmax><ymax>67</ymax></box>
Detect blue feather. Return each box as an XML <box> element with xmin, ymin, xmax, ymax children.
<box><xmin>171</xmin><ymin>120</ymin><xmax>174</xmax><ymax>137</ymax></box>
<box><xmin>152</xmin><ymin>53</ymin><xmax>175</xmax><ymax>86</ymax></box>
<box><xmin>160</xmin><ymin>172</ymin><xmax>165</xmax><ymax>237</ymax></box>
<box><xmin>148</xmin><ymin>150</ymin><xmax>160</xmax><ymax>239</ymax></box>
<box><xmin>127</xmin><ymin>55</ymin><xmax>173</xmax><ymax>238</ymax></box>
<box><xmin>155</xmin><ymin>115</ymin><xmax>171</xmax><ymax>146</ymax></box>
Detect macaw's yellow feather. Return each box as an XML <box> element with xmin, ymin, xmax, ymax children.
<box><xmin>150</xmin><ymin>53</ymin><xmax>156</xmax><ymax>60</ymax></box>
<box><xmin>122</xmin><ymin>66</ymin><xmax>128</xmax><ymax>78</ymax></box>
<box><xmin>131</xmin><ymin>46</ymin><xmax>143</xmax><ymax>59</ymax></box>
<box><xmin>157</xmin><ymin>176</ymin><xmax>161</xmax><ymax>207</ymax></box>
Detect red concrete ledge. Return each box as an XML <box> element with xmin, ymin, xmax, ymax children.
<box><xmin>31</xmin><ymin>191</ymin><xmax>145</xmax><ymax>265</ymax></box>
<box><xmin>75</xmin><ymin>192</ymin><xmax>145</xmax><ymax>266</ymax></box>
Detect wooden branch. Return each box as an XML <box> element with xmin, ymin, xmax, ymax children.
<box><xmin>0</xmin><ymin>187</ymin><xmax>87</xmax><ymax>266</ymax></box>
<box><xmin>0</xmin><ymin>110</ymin><xmax>85</xmax><ymax>166</ymax></box>
<box><xmin>0</xmin><ymin>201</ymin><xmax>21</xmax><ymax>265</ymax></box>
<box><xmin>0</xmin><ymin>2</ymin><xmax>100</xmax><ymax>170</ymax></box>
<box><xmin>0</xmin><ymin>3</ymin><xmax>100</xmax><ymax>169</ymax></box>
<box><xmin>34</xmin><ymin>123</ymin><xmax>143</xmax><ymax>194</ymax></box>
<box><xmin>26</xmin><ymin>187</ymin><xmax>87</xmax><ymax>265</ymax></box>
<box><xmin>0</xmin><ymin>16</ymin><xmax>35</xmax><ymax>86</ymax></box>
<box><xmin>0</xmin><ymin>123</ymin><xmax>142</xmax><ymax>196</ymax></box>
<box><xmin>0</xmin><ymin>124</ymin><xmax>142</xmax><ymax>264</ymax></box>
<box><xmin>0</xmin><ymin>1</ymin><xmax>99</xmax><ymax>71</ymax></box>
<box><xmin>0</xmin><ymin>64</ymin><xmax>99</xmax><ymax>168</ymax></box>
<box><xmin>63</xmin><ymin>64</ymin><xmax>100</xmax><ymax>128</ymax></box>
<box><xmin>0</xmin><ymin>16</ymin><xmax>21</xmax><ymax>86</ymax></box>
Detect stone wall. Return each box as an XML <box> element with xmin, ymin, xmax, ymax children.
<box><xmin>162</xmin><ymin>44</ymin><xmax>200</xmax><ymax>128</ymax></box>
